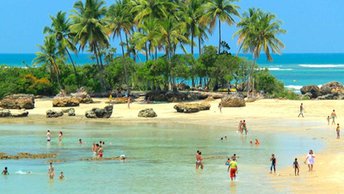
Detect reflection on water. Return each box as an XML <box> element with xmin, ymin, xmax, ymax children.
<box><xmin>0</xmin><ymin>122</ymin><xmax>324</xmax><ymax>193</ymax></box>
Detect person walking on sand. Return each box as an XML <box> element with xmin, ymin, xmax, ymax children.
<box><xmin>331</xmin><ymin>110</ymin><xmax>337</xmax><ymax>125</ymax></box>
<box><xmin>327</xmin><ymin>116</ymin><xmax>330</xmax><ymax>125</ymax></box>
<box><xmin>336</xmin><ymin>123</ymin><xmax>340</xmax><ymax>139</ymax></box>
<box><xmin>304</xmin><ymin>150</ymin><xmax>315</xmax><ymax>172</ymax></box>
<box><xmin>270</xmin><ymin>154</ymin><xmax>277</xmax><ymax>174</ymax></box>
<box><xmin>293</xmin><ymin>158</ymin><xmax>299</xmax><ymax>176</ymax></box>
<box><xmin>48</xmin><ymin>162</ymin><xmax>55</xmax><ymax>179</ymax></box>
<box><xmin>127</xmin><ymin>96</ymin><xmax>131</xmax><ymax>109</ymax></box>
<box><xmin>228</xmin><ymin>158</ymin><xmax>238</xmax><ymax>181</ymax></box>
<box><xmin>298</xmin><ymin>103</ymin><xmax>304</xmax><ymax>117</ymax></box>
<box><xmin>218</xmin><ymin>101</ymin><xmax>223</xmax><ymax>113</ymax></box>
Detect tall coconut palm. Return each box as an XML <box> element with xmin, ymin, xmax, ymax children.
<box><xmin>130</xmin><ymin>0</ymin><xmax>175</xmax><ymax>23</ymax></box>
<box><xmin>69</xmin><ymin>0</ymin><xmax>109</xmax><ymax>70</ymax></box>
<box><xmin>183</xmin><ymin>0</ymin><xmax>204</xmax><ymax>55</ymax></box>
<box><xmin>107</xmin><ymin>0</ymin><xmax>132</xmax><ymax>57</ymax></box>
<box><xmin>34</xmin><ymin>36</ymin><xmax>62</xmax><ymax>89</ymax></box>
<box><xmin>132</xmin><ymin>18</ymin><xmax>161</xmax><ymax>61</ymax></box>
<box><xmin>202</xmin><ymin>0</ymin><xmax>240</xmax><ymax>54</ymax></box>
<box><xmin>44</xmin><ymin>11</ymin><xmax>80</xmax><ymax>86</ymax></box>
<box><xmin>234</xmin><ymin>8</ymin><xmax>286</xmax><ymax>92</ymax></box>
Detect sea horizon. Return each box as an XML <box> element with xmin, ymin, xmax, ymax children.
<box><xmin>1</xmin><ymin>53</ymin><xmax>344</xmax><ymax>92</ymax></box>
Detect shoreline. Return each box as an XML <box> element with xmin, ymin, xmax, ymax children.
<box><xmin>1</xmin><ymin>98</ymin><xmax>344</xmax><ymax>193</ymax></box>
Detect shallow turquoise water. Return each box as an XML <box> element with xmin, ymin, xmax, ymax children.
<box><xmin>0</xmin><ymin>122</ymin><xmax>324</xmax><ymax>193</ymax></box>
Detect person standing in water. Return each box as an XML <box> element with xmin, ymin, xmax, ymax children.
<box><xmin>228</xmin><ymin>158</ymin><xmax>238</xmax><ymax>181</ymax></box>
<box><xmin>293</xmin><ymin>158</ymin><xmax>299</xmax><ymax>176</ymax></box>
<box><xmin>48</xmin><ymin>162</ymin><xmax>55</xmax><ymax>179</ymax></box>
<box><xmin>270</xmin><ymin>154</ymin><xmax>277</xmax><ymax>174</ymax></box>
<box><xmin>58</xmin><ymin>131</ymin><xmax>63</xmax><ymax>143</ymax></box>
<box><xmin>242</xmin><ymin>120</ymin><xmax>248</xmax><ymax>135</ymax></box>
<box><xmin>46</xmin><ymin>130</ymin><xmax>52</xmax><ymax>142</ymax></box>
<box><xmin>2</xmin><ymin>167</ymin><xmax>9</xmax><ymax>175</ymax></box>
<box><xmin>331</xmin><ymin>110</ymin><xmax>337</xmax><ymax>125</ymax></box>
<box><xmin>304</xmin><ymin>150</ymin><xmax>315</xmax><ymax>172</ymax></box>
<box><xmin>298</xmin><ymin>103</ymin><xmax>304</xmax><ymax>117</ymax></box>
<box><xmin>59</xmin><ymin>171</ymin><xmax>64</xmax><ymax>180</ymax></box>
<box><xmin>238</xmin><ymin>120</ymin><xmax>243</xmax><ymax>134</ymax></box>
<box><xmin>336</xmin><ymin>123</ymin><xmax>340</xmax><ymax>139</ymax></box>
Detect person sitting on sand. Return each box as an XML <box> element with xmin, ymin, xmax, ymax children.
<box><xmin>227</xmin><ymin>159</ymin><xmax>238</xmax><ymax>181</ymax></box>
<box><xmin>304</xmin><ymin>150</ymin><xmax>315</xmax><ymax>172</ymax></box>
<box><xmin>59</xmin><ymin>171</ymin><xmax>64</xmax><ymax>180</ymax></box>
<box><xmin>293</xmin><ymin>158</ymin><xmax>299</xmax><ymax>176</ymax></box>
<box><xmin>336</xmin><ymin>123</ymin><xmax>340</xmax><ymax>139</ymax></box>
<box><xmin>48</xmin><ymin>162</ymin><xmax>55</xmax><ymax>179</ymax></box>
<box><xmin>2</xmin><ymin>167</ymin><xmax>9</xmax><ymax>175</ymax></box>
<box><xmin>270</xmin><ymin>154</ymin><xmax>276</xmax><ymax>174</ymax></box>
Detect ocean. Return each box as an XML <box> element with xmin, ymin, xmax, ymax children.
<box><xmin>1</xmin><ymin>53</ymin><xmax>344</xmax><ymax>92</ymax></box>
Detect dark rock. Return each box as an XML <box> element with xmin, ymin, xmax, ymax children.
<box><xmin>11</xmin><ymin>110</ymin><xmax>29</xmax><ymax>117</ymax></box>
<box><xmin>46</xmin><ymin>110</ymin><xmax>64</xmax><ymax>118</ymax></box>
<box><xmin>221</xmin><ymin>93</ymin><xmax>246</xmax><ymax>107</ymax></box>
<box><xmin>316</xmin><ymin>94</ymin><xmax>337</xmax><ymax>100</ymax></box>
<box><xmin>62</xmin><ymin>108</ymin><xmax>76</xmax><ymax>116</ymax></box>
<box><xmin>0</xmin><ymin>109</ymin><xmax>11</xmax><ymax>117</ymax></box>
<box><xmin>85</xmin><ymin>105</ymin><xmax>113</xmax><ymax>118</ymax></box>
<box><xmin>0</xmin><ymin>94</ymin><xmax>35</xmax><ymax>109</ymax></box>
<box><xmin>300</xmin><ymin>85</ymin><xmax>321</xmax><ymax>98</ymax></box>
<box><xmin>320</xmin><ymin>81</ymin><xmax>344</xmax><ymax>95</ymax></box>
<box><xmin>138</xmin><ymin>108</ymin><xmax>157</xmax><ymax>118</ymax></box>
<box><xmin>53</xmin><ymin>97</ymin><xmax>80</xmax><ymax>107</ymax></box>
<box><xmin>174</xmin><ymin>103</ymin><xmax>211</xmax><ymax>113</ymax></box>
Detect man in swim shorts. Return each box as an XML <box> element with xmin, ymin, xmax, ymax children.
<box><xmin>228</xmin><ymin>159</ymin><xmax>238</xmax><ymax>181</ymax></box>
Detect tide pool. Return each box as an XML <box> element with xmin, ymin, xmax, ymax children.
<box><xmin>0</xmin><ymin>122</ymin><xmax>323</xmax><ymax>193</ymax></box>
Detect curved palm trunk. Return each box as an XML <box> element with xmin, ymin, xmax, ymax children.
<box><xmin>218</xmin><ymin>18</ymin><xmax>221</xmax><ymax>54</ymax></box>
<box><xmin>65</xmin><ymin>48</ymin><xmax>80</xmax><ymax>87</ymax></box>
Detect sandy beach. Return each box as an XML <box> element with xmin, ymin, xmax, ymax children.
<box><xmin>3</xmin><ymin>98</ymin><xmax>344</xmax><ymax>193</ymax></box>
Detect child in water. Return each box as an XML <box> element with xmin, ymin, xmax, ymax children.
<box><xmin>293</xmin><ymin>158</ymin><xmax>299</xmax><ymax>176</ymax></box>
<box><xmin>2</xmin><ymin>167</ymin><xmax>9</xmax><ymax>175</ymax></box>
<box><xmin>59</xmin><ymin>171</ymin><xmax>64</xmax><ymax>180</ymax></box>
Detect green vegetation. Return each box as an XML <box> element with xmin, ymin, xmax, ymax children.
<box><xmin>0</xmin><ymin>0</ymin><xmax>295</xmax><ymax>99</ymax></box>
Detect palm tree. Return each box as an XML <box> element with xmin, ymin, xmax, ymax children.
<box><xmin>132</xmin><ymin>18</ymin><xmax>161</xmax><ymax>61</ymax></box>
<box><xmin>234</xmin><ymin>8</ymin><xmax>286</xmax><ymax>92</ymax></box>
<box><xmin>34</xmin><ymin>36</ymin><xmax>62</xmax><ymax>89</ymax></box>
<box><xmin>202</xmin><ymin>0</ymin><xmax>240</xmax><ymax>54</ymax></box>
<box><xmin>44</xmin><ymin>11</ymin><xmax>80</xmax><ymax>86</ymax></box>
<box><xmin>107</xmin><ymin>0</ymin><xmax>132</xmax><ymax>57</ymax></box>
<box><xmin>130</xmin><ymin>0</ymin><xmax>175</xmax><ymax>23</ymax></box>
<box><xmin>69</xmin><ymin>0</ymin><xmax>109</xmax><ymax>70</ymax></box>
<box><xmin>183</xmin><ymin>0</ymin><xmax>204</xmax><ymax>55</ymax></box>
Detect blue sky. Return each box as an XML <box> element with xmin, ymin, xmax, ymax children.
<box><xmin>0</xmin><ymin>0</ymin><xmax>343</xmax><ymax>54</ymax></box>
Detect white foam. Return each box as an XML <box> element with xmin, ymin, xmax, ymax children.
<box><xmin>285</xmin><ymin>85</ymin><xmax>303</xmax><ymax>90</ymax></box>
<box><xmin>299</xmin><ymin>64</ymin><xmax>344</xmax><ymax>68</ymax></box>
<box><xmin>268</xmin><ymin>67</ymin><xmax>293</xmax><ymax>71</ymax></box>
<box><xmin>258</xmin><ymin>67</ymin><xmax>293</xmax><ymax>71</ymax></box>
